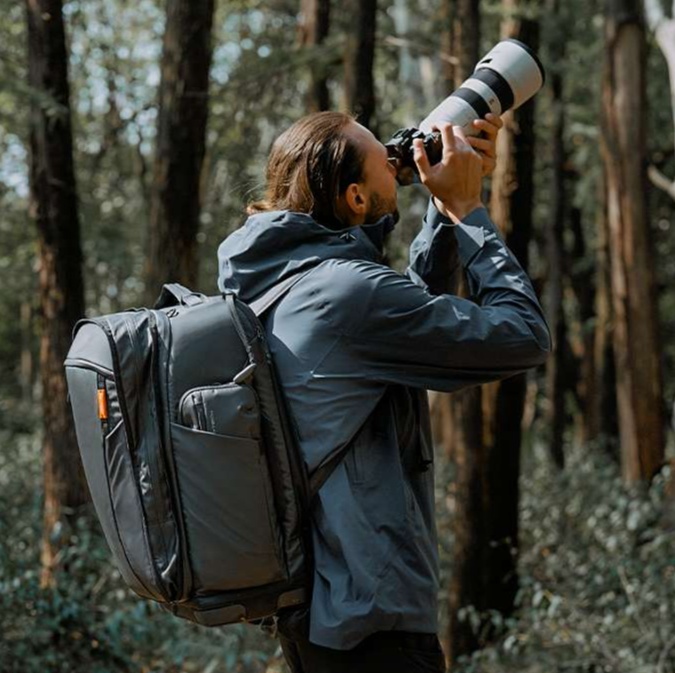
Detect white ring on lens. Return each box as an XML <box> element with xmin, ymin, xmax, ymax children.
<box><xmin>419</xmin><ymin>97</ymin><xmax>480</xmax><ymax>135</ymax></box>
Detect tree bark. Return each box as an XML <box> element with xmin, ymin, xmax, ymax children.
<box><xmin>145</xmin><ymin>0</ymin><xmax>215</xmax><ymax>304</ymax></box>
<box><xmin>601</xmin><ymin>0</ymin><xmax>664</xmax><ymax>483</ymax></box>
<box><xmin>299</xmin><ymin>0</ymin><xmax>331</xmax><ymax>112</ymax></box>
<box><xmin>343</xmin><ymin>0</ymin><xmax>377</xmax><ymax>130</ymax></box>
<box><xmin>452</xmin><ymin>0</ymin><xmax>481</xmax><ymax>89</ymax></box>
<box><xmin>484</xmin><ymin>0</ymin><xmax>539</xmax><ymax>626</ymax></box>
<box><xmin>567</xmin><ymin>198</ymin><xmax>600</xmax><ymax>447</ymax></box>
<box><xmin>591</xmin><ymin>177</ymin><xmax>620</xmax><ymax>455</ymax></box>
<box><xmin>446</xmin><ymin>386</ymin><xmax>484</xmax><ymax>660</ymax></box>
<box><xmin>26</xmin><ymin>0</ymin><xmax>89</xmax><ymax>588</ymax></box>
<box><xmin>544</xmin><ymin>0</ymin><xmax>567</xmax><ymax>470</ymax></box>
<box><xmin>440</xmin><ymin>0</ymin><xmax>486</xmax><ymax>665</ymax></box>
<box><xmin>438</xmin><ymin>0</ymin><xmax>454</xmax><ymax>97</ymax></box>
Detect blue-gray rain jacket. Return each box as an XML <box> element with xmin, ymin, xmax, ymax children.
<box><xmin>217</xmin><ymin>200</ymin><xmax>551</xmax><ymax>650</ymax></box>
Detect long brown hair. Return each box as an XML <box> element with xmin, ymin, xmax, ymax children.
<box><xmin>248</xmin><ymin>111</ymin><xmax>364</xmax><ymax>229</ymax></box>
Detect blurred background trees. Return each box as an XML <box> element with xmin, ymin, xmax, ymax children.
<box><xmin>3</xmin><ymin>0</ymin><xmax>675</xmax><ymax>670</ymax></box>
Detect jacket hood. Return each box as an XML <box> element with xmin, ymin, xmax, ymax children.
<box><xmin>217</xmin><ymin>210</ymin><xmax>397</xmax><ymax>302</ymax></box>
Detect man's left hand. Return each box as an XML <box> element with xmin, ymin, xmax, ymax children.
<box><xmin>466</xmin><ymin>113</ymin><xmax>503</xmax><ymax>177</ymax></box>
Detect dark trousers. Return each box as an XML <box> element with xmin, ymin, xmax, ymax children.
<box><xmin>277</xmin><ymin>608</ymin><xmax>447</xmax><ymax>673</ymax></box>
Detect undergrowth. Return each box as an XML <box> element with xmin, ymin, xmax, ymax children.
<box><xmin>1</xmin><ymin>425</ymin><xmax>674</xmax><ymax>672</ymax></box>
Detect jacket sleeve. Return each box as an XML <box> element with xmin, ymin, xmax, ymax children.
<box><xmin>321</xmin><ymin>207</ymin><xmax>552</xmax><ymax>393</ymax></box>
<box><xmin>406</xmin><ymin>199</ymin><xmax>462</xmax><ymax>296</ymax></box>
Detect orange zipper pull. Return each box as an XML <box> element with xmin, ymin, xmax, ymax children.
<box><xmin>97</xmin><ymin>388</ymin><xmax>108</xmax><ymax>420</ymax></box>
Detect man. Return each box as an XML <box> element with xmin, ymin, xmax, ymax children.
<box><xmin>217</xmin><ymin>111</ymin><xmax>551</xmax><ymax>673</ymax></box>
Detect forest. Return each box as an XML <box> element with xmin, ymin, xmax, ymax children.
<box><xmin>2</xmin><ymin>0</ymin><xmax>675</xmax><ymax>671</ymax></box>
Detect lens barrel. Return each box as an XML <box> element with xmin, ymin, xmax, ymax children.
<box><xmin>386</xmin><ymin>39</ymin><xmax>545</xmax><ymax>185</ymax></box>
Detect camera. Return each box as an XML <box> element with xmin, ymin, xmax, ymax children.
<box><xmin>385</xmin><ymin>39</ymin><xmax>546</xmax><ymax>186</ymax></box>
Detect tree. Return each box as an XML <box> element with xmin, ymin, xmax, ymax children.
<box><xmin>484</xmin><ymin>0</ymin><xmax>540</xmax><ymax>629</ymax></box>
<box><xmin>299</xmin><ymin>0</ymin><xmax>331</xmax><ymax>112</ymax></box>
<box><xmin>25</xmin><ymin>0</ymin><xmax>89</xmax><ymax>588</ymax></box>
<box><xmin>437</xmin><ymin>0</ymin><xmax>485</xmax><ymax>663</ymax></box>
<box><xmin>145</xmin><ymin>0</ymin><xmax>215</xmax><ymax>303</ymax></box>
<box><xmin>441</xmin><ymin>1</ymin><xmax>543</xmax><ymax>660</ymax></box>
<box><xmin>601</xmin><ymin>0</ymin><xmax>665</xmax><ymax>483</ymax></box>
<box><xmin>544</xmin><ymin>0</ymin><xmax>568</xmax><ymax>470</ymax></box>
<box><xmin>343</xmin><ymin>0</ymin><xmax>377</xmax><ymax>130</ymax></box>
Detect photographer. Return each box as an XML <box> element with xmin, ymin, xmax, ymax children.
<box><xmin>217</xmin><ymin>110</ymin><xmax>550</xmax><ymax>673</ymax></box>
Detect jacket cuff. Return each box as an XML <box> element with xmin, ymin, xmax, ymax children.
<box><xmin>426</xmin><ymin>198</ymin><xmax>456</xmax><ymax>230</ymax></box>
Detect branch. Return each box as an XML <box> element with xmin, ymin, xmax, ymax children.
<box><xmin>617</xmin><ymin>566</ymin><xmax>650</xmax><ymax>639</ymax></box>
<box><xmin>657</xmin><ymin>634</ymin><xmax>675</xmax><ymax>673</ymax></box>
<box><xmin>648</xmin><ymin>164</ymin><xmax>675</xmax><ymax>201</ymax></box>
<box><xmin>382</xmin><ymin>35</ymin><xmax>460</xmax><ymax>65</ymax></box>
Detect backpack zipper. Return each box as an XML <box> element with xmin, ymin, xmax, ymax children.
<box><xmin>144</xmin><ymin>309</ymin><xmax>183</xmax><ymax>601</ymax></box>
<box><xmin>148</xmin><ymin>309</ymin><xmax>188</xmax><ymax>601</ymax></box>
<box><xmin>95</xmin><ymin>317</ymin><xmax>167</xmax><ymax>601</ymax></box>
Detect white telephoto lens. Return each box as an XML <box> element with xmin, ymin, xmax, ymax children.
<box><xmin>419</xmin><ymin>39</ymin><xmax>545</xmax><ymax>134</ymax></box>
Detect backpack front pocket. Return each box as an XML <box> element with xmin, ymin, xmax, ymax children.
<box><xmin>178</xmin><ymin>383</ymin><xmax>260</xmax><ymax>439</ymax></box>
<box><xmin>170</xmin><ymin>422</ymin><xmax>284</xmax><ymax>595</ymax></box>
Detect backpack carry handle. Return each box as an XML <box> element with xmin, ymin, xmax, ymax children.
<box><xmin>154</xmin><ymin>283</ymin><xmax>207</xmax><ymax>310</ymax></box>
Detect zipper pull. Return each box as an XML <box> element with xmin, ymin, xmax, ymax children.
<box><xmin>97</xmin><ymin>374</ymin><xmax>109</xmax><ymax>435</ymax></box>
<box><xmin>233</xmin><ymin>363</ymin><xmax>257</xmax><ymax>384</ymax></box>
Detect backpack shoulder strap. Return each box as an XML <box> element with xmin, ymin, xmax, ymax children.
<box><xmin>309</xmin><ymin>446</ymin><xmax>352</xmax><ymax>500</ymax></box>
<box><xmin>247</xmin><ymin>267</ymin><xmax>316</xmax><ymax>317</ymax></box>
<box><xmin>243</xmin><ymin>262</ymin><xmax>358</xmax><ymax>500</ymax></box>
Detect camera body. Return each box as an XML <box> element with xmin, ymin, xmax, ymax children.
<box><xmin>386</xmin><ymin>39</ymin><xmax>545</xmax><ymax>186</ymax></box>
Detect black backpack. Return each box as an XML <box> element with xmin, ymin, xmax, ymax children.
<box><xmin>64</xmin><ymin>272</ymin><xmax>345</xmax><ymax>626</ymax></box>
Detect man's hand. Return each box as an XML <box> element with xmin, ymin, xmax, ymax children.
<box><xmin>413</xmin><ymin>122</ymin><xmax>484</xmax><ymax>224</ymax></box>
<box><xmin>466</xmin><ymin>112</ymin><xmax>503</xmax><ymax>177</ymax></box>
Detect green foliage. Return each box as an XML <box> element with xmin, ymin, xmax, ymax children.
<box><xmin>0</xmin><ymin>428</ymin><xmax>283</xmax><ymax>673</ymax></box>
<box><xmin>440</xmin><ymin>441</ymin><xmax>675</xmax><ymax>673</ymax></box>
<box><xmin>3</xmin><ymin>425</ymin><xmax>675</xmax><ymax>671</ymax></box>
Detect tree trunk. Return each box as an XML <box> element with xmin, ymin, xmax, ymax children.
<box><xmin>544</xmin><ymin>0</ymin><xmax>567</xmax><ymax>470</ymax></box>
<box><xmin>299</xmin><ymin>0</ymin><xmax>331</xmax><ymax>112</ymax></box>
<box><xmin>26</xmin><ymin>0</ymin><xmax>89</xmax><ymax>589</ymax></box>
<box><xmin>145</xmin><ymin>0</ymin><xmax>215</xmax><ymax>304</ymax></box>
<box><xmin>484</xmin><ymin>0</ymin><xmax>539</xmax><ymax>625</ymax></box>
<box><xmin>452</xmin><ymin>0</ymin><xmax>481</xmax><ymax>89</ymax></box>
<box><xmin>440</xmin><ymin>0</ymin><xmax>455</xmax><ymax>95</ymax></box>
<box><xmin>568</xmin><ymin>200</ymin><xmax>599</xmax><ymax>447</ymax></box>
<box><xmin>601</xmin><ymin>0</ymin><xmax>664</xmax><ymax>483</ymax></box>
<box><xmin>343</xmin><ymin>0</ymin><xmax>377</xmax><ymax>130</ymax></box>
<box><xmin>591</xmin><ymin>177</ymin><xmax>620</xmax><ymax>456</ymax></box>
<box><xmin>446</xmin><ymin>386</ymin><xmax>484</xmax><ymax>660</ymax></box>
<box><xmin>441</xmin><ymin>0</ymin><xmax>486</xmax><ymax>665</ymax></box>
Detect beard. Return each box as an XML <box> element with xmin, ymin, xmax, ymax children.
<box><xmin>365</xmin><ymin>191</ymin><xmax>399</xmax><ymax>225</ymax></box>
<box><xmin>361</xmin><ymin>192</ymin><xmax>399</xmax><ymax>266</ymax></box>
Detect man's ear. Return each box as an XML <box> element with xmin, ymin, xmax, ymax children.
<box><xmin>344</xmin><ymin>183</ymin><xmax>367</xmax><ymax>218</ymax></box>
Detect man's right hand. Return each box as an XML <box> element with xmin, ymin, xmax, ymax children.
<box><xmin>412</xmin><ymin>123</ymin><xmax>484</xmax><ymax>224</ymax></box>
